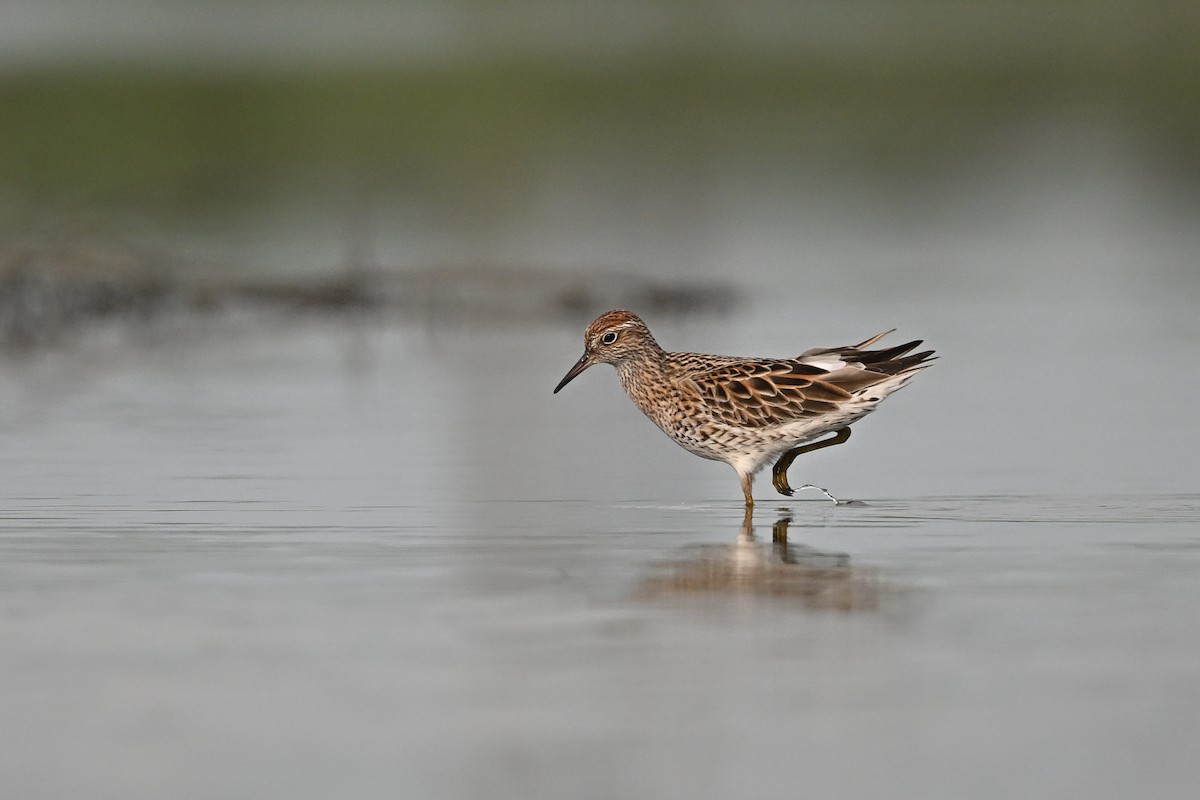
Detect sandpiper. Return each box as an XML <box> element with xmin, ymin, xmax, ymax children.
<box><xmin>553</xmin><ymin>310</ymin><xmax>934</xmax><ymax>506</ymax></box>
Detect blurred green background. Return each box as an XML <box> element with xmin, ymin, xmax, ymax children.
<box><xmin>2</xmin><ymin>0</ymin><xmax>1198</xmax><ymax>291</ymax></box>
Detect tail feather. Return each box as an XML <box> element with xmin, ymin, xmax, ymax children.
<box><xmin>801</xmin><ymin>333</ymin><xmax>935</xmax><ymax>374</ymax></box>
<box><xmin>858</xmin><ymin>339</ymin><xmax>924</xmax><ymax>366</ymax></box>
<box><xmin>798</xmin><ymin>331</ymin><xmax>935</xmax><ymax>400</ymax></box>
<box><xmin>851</xmin><ymin>329</ymin><xmax>896</xmax><ymax>350</ymax></box>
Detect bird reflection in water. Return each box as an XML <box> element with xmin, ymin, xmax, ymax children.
<box><xmin>636</xmin><ymin>509</ymin><xmax>881</xmax><ymax>611</ymax></box>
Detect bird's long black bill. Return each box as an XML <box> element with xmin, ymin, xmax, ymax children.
<box><xmin>553</xmin><ymin>354</ymin><xmax>592</xmax><ymax>393</ymax></box>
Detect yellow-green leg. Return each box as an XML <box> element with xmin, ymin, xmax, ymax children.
<box><xmin>740</xmin><ymin>472</ymin><xmax>755</xmax><ymax>508</ymax></box>
<box><xmin>771</xmin><ymin>427</ymin><xmax>852</xmax><ymax>496</ymax></box>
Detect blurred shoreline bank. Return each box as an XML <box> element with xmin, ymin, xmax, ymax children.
<box><xmin>0</xmin><ymin>221</ymin><xmax>735</xmax><ymax>349</ymax></box>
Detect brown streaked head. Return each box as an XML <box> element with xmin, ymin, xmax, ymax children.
<box><xmin>553</xmin><ymin>310</ymin><xmax>658</xmax><ymax>393</ymax></box>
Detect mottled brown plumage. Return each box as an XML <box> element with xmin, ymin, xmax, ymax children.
<box><xmin>554</xmin><ymin>310</ymin><xmax>934</xmax><ymax>506</ymax></box>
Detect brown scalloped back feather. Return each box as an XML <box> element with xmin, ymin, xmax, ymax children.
<box><xmin>676</xmin><ymin>333</ymin><xmax>935</xmax><ymax>429</ymax></box>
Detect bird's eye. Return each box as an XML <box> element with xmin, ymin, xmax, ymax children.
<box><xmin>601</xmin><ymin>331</ymin><xmax>618</xmax><ymax>345</ymax></box>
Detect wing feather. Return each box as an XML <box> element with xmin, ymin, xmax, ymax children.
<box><xmin>674</xmin><ymin>332</ymin><xmax>935</xmax><ymax>429</ymax></box>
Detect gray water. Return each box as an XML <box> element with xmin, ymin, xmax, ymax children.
<box><xmin>2</xmin><ymin>276</ymin><xmax>1198</xmax><ymax>799</ymax></box>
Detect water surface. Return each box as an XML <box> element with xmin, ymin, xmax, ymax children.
<box><xmin>2</xmin><ymin>302</ymin><xmax>1198</xmax><ymax>799</ymax></box>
